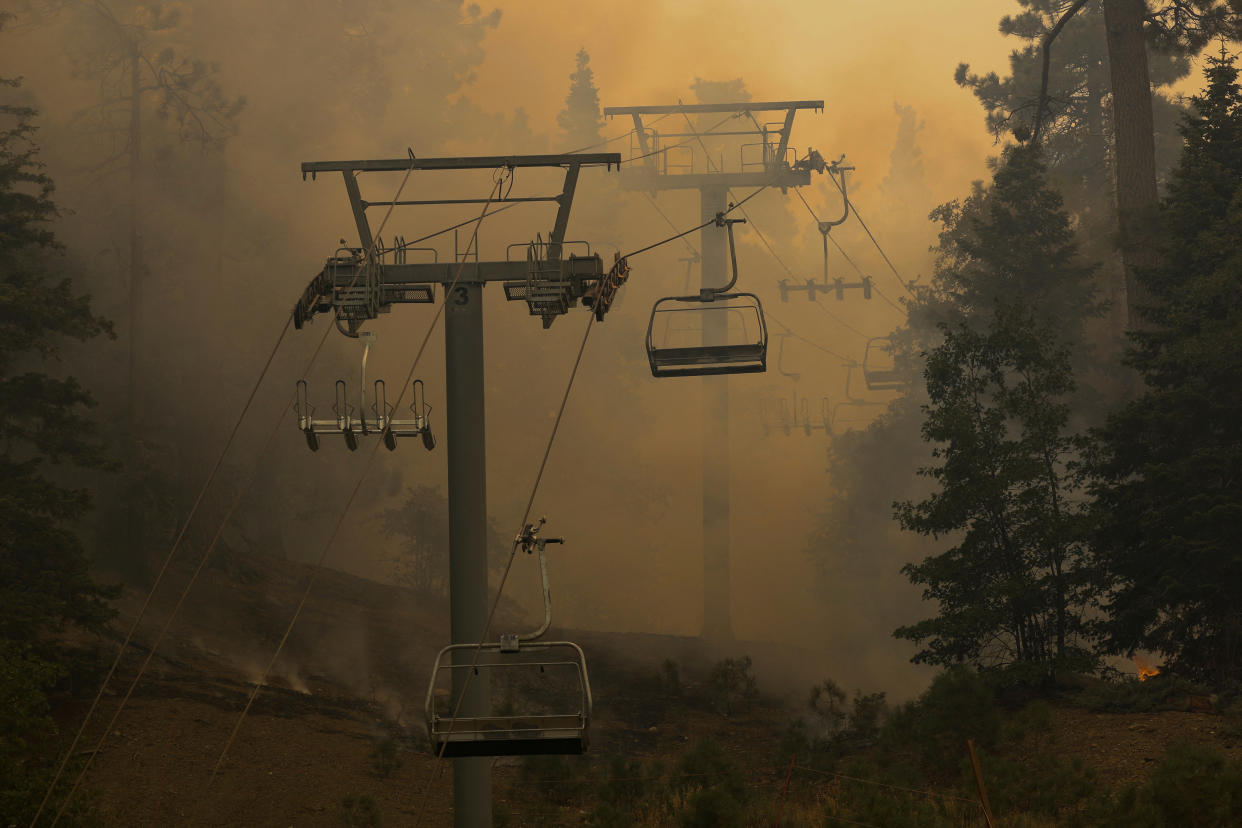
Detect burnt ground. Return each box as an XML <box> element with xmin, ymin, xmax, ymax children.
<box><xmin>51</xmin><ymin>551</ymin><xmax>1242</xmax><ymax>827</ymax></box>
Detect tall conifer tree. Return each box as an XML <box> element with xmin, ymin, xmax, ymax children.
<box><xmin>1091</xmin><ymin>51</ymin><xmax>1242</xmax><ymax>684</ymax></box>
<box><xmin>895</xmin><ymin>144</ymin><xmax>1100</xmax><ymax>681</ymax></box>
<box><xmin>558</xmin><ymin>48</ymin><xmax>603</xmax><ymax>150</ymax></box>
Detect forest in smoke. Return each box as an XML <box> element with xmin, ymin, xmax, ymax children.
<box><xmin>5</xmin><ymin>1</ymin><xmax>1242</xmax><ymax>826</ymax></box>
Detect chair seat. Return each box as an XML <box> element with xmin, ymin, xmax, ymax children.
<box><xmin>430</xmin><ymin>714</ymin><xmax>587</xmax><ymax>757</ymax></box>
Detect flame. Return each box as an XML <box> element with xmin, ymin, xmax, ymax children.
<box><xmin>1132</xmin><ymin>654</ymin><xmax>1161</xmax><ymax>681</ymax></box>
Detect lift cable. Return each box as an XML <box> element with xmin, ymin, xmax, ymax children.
<box><xmin>671</xmin><ymin>115</ymin><xmax>896</xmax><ymax>334</ymax></box>
<box><xmin>410</xmin><ymin>308</ymin><xmax>598</xmax><ymax>827</ymax></box>
<box><xmin>765</xmin><ymin>311</ymin><xmax>853</xmax><ymax>365</ymax></box>
<box><xmin>40</xmin><ymin>149</ymin><xmax>438</xmax><ymax>828</ymax></box>
<box><xmin>794</xmin><ymin>187</ymin><xmax>872</xmax><ymax>285</ymax></box>
<box><xmin>642</xmin><ymin>192</ymin><xmax>702</xmax><ymax>258</ymax></box>
<box><xmin>636</xmin><ymin>186</ymin><xmax>864</xmax><ymax>361</ymax></box>
<box><xmin>41</xmin><ymin>153</ymin><xmax>466</xmax><ymax>827</ymax></box>
<box><xmin>29</xmin><ymin>314</ymin><xmax>293</xmax><ymax>828</ymax></box>
<box><xmin>619</xmin><ymin>185</ymin><xmax>765</xmax><ymax>260</ymax></box>
<box><xmin>566</xmin><ymin>111</ymin><xmax>673</xmax><ymax>154</ymax></box>
<box><xmin>622</xmin><ymin>111</ymin><xmax>741</xmax><ymax>165</ymax></box>
<box><xmin>195</xmin><ymin>176</ymin><xmax>511</xmax><ymax>810</ymax></box>
<box><xmin>791</xmin><ymin>184</ymin><xmax>904</xmax><ymax>313</ymax></box>
<box><xmin>409</xmin><ymin>187</ymin><xmax>776</xmax><ymax>824</ymax></box>
<box><xmin>822</xmin><ymin>172</ymin><xmax>917</xmax><ymax>297</ymax></box>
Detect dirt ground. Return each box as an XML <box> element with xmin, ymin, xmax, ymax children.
<box><xmin>53</xmin><ymin>554</ymin><xmax>1242</xmax><ymax>826</ymax></box>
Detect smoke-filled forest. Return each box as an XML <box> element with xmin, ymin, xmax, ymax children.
<box><xmin>4</xmin><ymin>1</ymin><xmax>1242</xmax><ymax>826</ymax></box>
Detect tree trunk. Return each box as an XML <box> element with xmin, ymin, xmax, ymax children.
<box><xmin>1103</xmin><ymin>0</ymin><xmax>1159</xmax><ymax>329</ymax></box>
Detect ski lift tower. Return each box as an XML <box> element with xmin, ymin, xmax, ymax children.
<box><xmin>293</xmin><ymin>153</ymin><xmax>622</xmax><ymax>828</ymax></box>
<box><xmin>603</xmin><ymin>100</ymin><xmax>822</xmax><ymax>642</ymax></box>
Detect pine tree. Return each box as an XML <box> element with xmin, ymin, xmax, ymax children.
<box><xmin>1091</xmin><ymin>51</ymin><xmax>1242</xmax><ymax>684</ymax></box>
<box><xmin>557</xmin><ymin>48</ymin><xmax>603</xmax><ymax>150</ymax></box>
<box><xmin>0</xmin><ymin>78</ymin><xmax>117</xmax><ymax>822</ymax></box>
<box><xmin>895</xmin><ymin>144</ymin><xmax>1099</xmax><ymax>681</ymax></box>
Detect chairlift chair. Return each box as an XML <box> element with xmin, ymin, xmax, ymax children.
<box><xmin>425</xmin><ymin>641</ymin><xmax>592</xmax><ymax>757</ymax></box>
<box><xmin>830</xmin><ymin>363</ymin><xmax>886</xmax><ymax>433</ymax></box>
<box><xmin>424</xmin><ymin>519</ymin><xmax>592</xmax><ymax>758</ymax></box>
<box><xmin>862</xmin><ymin>337</ymin><xmax>904</xmax><ymax>391</ymax></box>
<box><xmin>645</xmin><ymin>215</ymin><xmax>767</xmax><ymax>377</ymax></box>
<box><xmin>293</xmin><ymin>335</ymin><xmax>436</xmax><ymax>451</ymax></box>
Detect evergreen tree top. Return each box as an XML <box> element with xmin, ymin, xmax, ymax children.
<box><xmin>557</xmin><ymin>47</ymin><xmax>603</xmax><ymax>149</ymax></box>
<box><xmin>918</xmin><ymin>142</ymin><xmax>1098</xmax><ymax>340</ymax></box>
<box><xmin>1132</xmin><ymin>50</ymin><xmax>1237</xmax><ymax>379</ymax></box>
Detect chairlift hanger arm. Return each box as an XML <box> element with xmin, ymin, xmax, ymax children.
<box><xmin>818</xmin><ymin>161</ymin><xmax>853</xmax><ymax>234</ymax></box>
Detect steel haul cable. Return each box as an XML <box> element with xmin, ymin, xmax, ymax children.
<box><xmin>29</xmin><ymin>314</ymin><xmax>292</xmax><ymax>828</ymax></box>
<box><xmin>44</xmin><ymin>149</ymin><xmax>428</xmax><ymax>828</ymax></box>
<box><xmin>822</xmin><ymin>172</ymin><xmax>917</xmax><ymax>298</ymax></box>
<box><xmin>194</xmin><ymin>174</ymin><xmax>510</xmax><ymax>819</ymax></box>
<box><xmin>407</xmin><ymin>187</ymin><xmax>766</xmax><ymax>826</ymax></box>
<box><xmin>673</xmin><ymin>114</ymin><xmax>901</xmax><ymax>330</ymax></box>
<box><xmin>636</xmin><ymin>188</ymin><xmax>859</xmax><ymax>359</ymax></box>
<box><xmin>794</xmin><ymin>182</ymin><xmax>904</xmax><ymax>314</ymax></box>
<box><xmin>410</xmin><ymin>308</ymin><xmax>598</xmax><ymax>826</ymax></box>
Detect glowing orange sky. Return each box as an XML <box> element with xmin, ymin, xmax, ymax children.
<box><xmin>467</xmin><ymin>0</ymin><xmax>1018</xmax><ymax>202</ymax></box>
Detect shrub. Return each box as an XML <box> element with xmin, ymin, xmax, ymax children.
<box><xmin>1074</xmin><ymin>673</ymin><xmax>1212</xmax><ymax>714</ymax></box>
<box><xmin>339</xmin><ymin>793</ymin><xmax>381</xmax><ymax>827</ymax></box>
<box><xmin>659</xmin><ymin>659</ymin><xmax>682</xmax><ymax>698</ymax></box>
<box><xmin>706</xmin><ymin>655</ymin><xmax>758</xmax><ymax>717</ymax></box>
<box><xmin>368</xmin><ymin>735</ymin><xmax>403</xmax><ymax>778</ymax></box>
<box><xmin>880</xmin><ymin>667</ymin><xmax>1001</xmax><ymax>773</ymax></box>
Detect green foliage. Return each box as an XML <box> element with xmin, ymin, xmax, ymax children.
<box><xmin>954</xmin><ymin>1</ymin><xmax>1189</xmax><ymax>220</ymax></box>
<box><xmin>367</xmin><ymin>734</ymin><xmax>402</xmax><ymax>779</ymax></box>
<box><xmin>1090</xmin><ymin>53</ymin><xmax>1242</xmax><ymax>684</ymax></box>
<box><xmin>338</xmin><ymin>792</ymin><xmax>381</xmax><ymax>827</ymax></box>
<box><xmin>678</xmin><ymin>785</ymin><xmax>743</xmax><ymax>828</ymax></box>
<box><xmin>824</xmin><ymin>760</ymin><xmax>960</xmax><ymax>828</ymax></box>
<box><xmin>981</xmin><ymin>749</ymin><xmax>1096</xmax><ymax>819</ymax></box>
<box><xmin>1097</xmin><ymin>742</ymin><xmax>1242</xmax><ymax>827</ymax></box>
<box><xmin>879</xmin><ymin>667</ymin><xmax>1001</xmax><ymax>774</ymax></box>
<box><xmin>519</xmin><ymin>753</ymin><xmax>589</xmax><ymax>806</ymax></box>
<box><xmin>0</xmin><ymin>74</ymin><xmax>115</xmax><ymax>825</ymax></box>
<box><xmin>705</xmin><ymin>655</ymin><xmax>758</xmax><ymax>717</ymax></box>
<box><xmin>786</xmin><ymin>679</ymin><xmax>889</xmax><ymax>768</ymax></box>
<box><xmin>1073</xmin><ymin>673</ymin><xmax>1213</xmax><ymax>713</ymax></box>
<box><xmin>896</xmin><ymin>143</ymin><xmax>1100</xmax><ymax>680</ymax></box>
<box><xmin>557</xmin><ymin>48</ymin><xmax>602</xmax><ymax>149</ymax></box>
<box><xmin>669</xmin><ymin>739</ymin><xmax>747</xmax><ymax>828</ymax></box>
<box><xmin>585</xmin><ymin>754</ymin><xmax>665</xmax><ymax>827</ymax></box>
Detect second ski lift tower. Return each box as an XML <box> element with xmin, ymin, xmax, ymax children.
<box><xmin>603</xmin><ymin>100</ymin><xmax>823</xmax><ymax>642</ymax></box>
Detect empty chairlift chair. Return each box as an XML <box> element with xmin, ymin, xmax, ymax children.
<box><xmin>862</xmin><ymin>337</ymin><xmax>905</xmax><ymax>391</ymax></box>
<box><xmin>646</xmin><ymin>215</ymin><xmax>767</xmax><ymax>377</ymax></box>
<box><xmin>424</xmin><ymin>640</ymin><xmax>592</xmax><ymax>757</ymax></box>
<box><xmin>424</xmin><ymin>519</ymin><xmax>592</xmax><ymax>757</ymax></box>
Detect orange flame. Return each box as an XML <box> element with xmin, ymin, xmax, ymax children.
<box><xmin>1132</xmin><ymin>654</ymin><xmax>1160</xmax><ymax>681</ymax></box>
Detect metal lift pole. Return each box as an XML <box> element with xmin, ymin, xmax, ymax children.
<box><xmin>700</xmin><ymin>184</ymin><xmax>732</xmax><ymax>641</ymax></box>
<box><xmin>445</xmin><ymin>280</ymin><xmax>491</xmax><ymax>828</ymax></box>
<box><xmin>604</xmin><ymin>100</ymin><xmax>821</xmax><ymax>645</ymax></box>
<box><xmin>292</xmin><ymin>153</ymin><xmax>618</xmax><ymax>828</ymax></box>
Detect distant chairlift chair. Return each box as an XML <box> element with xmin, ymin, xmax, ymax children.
<box><xmin>862</xmin><ymin>337</ymin><xmax>905</xmax><ymax>391</ymax></box>
<box><xmin>425</xmin><ymin>519</ymin><xmax>592</xmax><ymax>757</ymax></box>
<box><xmin>646</xmin><ymin>215</ymin><xmax>767</xmax><ymax>377</ymax></box>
